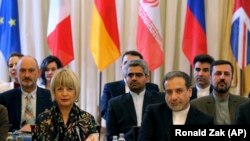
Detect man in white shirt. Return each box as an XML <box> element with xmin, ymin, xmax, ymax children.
<box><xmin>138</xmin><ymin>71</ymin><xmax>213</xmax><ymax>141</ymax></box>
<box><xmin>191</xmin><ymin>54</ymin><xmax>214</xmax><ymax>100</ymax></box>
<box><xmin>106</xmin><ymin>59</ymin><xmax>164</xmax><ymax>141</ymax></box>
<box><xmin>101</xmin><ymin>50</ymin><xmax>159</xmax><ymax>120</ymax></box>
<box><xmin>191</xmin><ymin>60</ymin><xmax>249</xmax><ymax>124</ymax></box>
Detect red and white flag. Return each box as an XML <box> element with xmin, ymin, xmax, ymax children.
<box><xmin>136</xmin><ymin>0</ymin><xmax>164</xmax><ymax>71</ymax></box>
<box><xmin>230</xmin><ymin>0</ymin><xmax>250</xmax><ymax>69</ymax></box>
<box><xmin>47</xmin><ymin>0</ymin><xmax>74</xmax><ymax>66</ymax></box>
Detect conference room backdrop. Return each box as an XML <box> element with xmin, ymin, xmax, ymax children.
<box><xmin>0</xmin><ymin>0</ymin><xmax>249</xmax><ymax>125</ymax></box>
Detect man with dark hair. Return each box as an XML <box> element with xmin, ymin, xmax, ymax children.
<box><xmin>138</xmin><ymin>71</ymin><xmax>213</xmax><ymax>141</ymax></box>
<box><xmin>191</xmin><ymin>54</ymin><xmax>214</xmax><ymax>100</ymax></box>
<box><xmin>106</xmin><ymin>59</ymin><xmax>164</xmax><ymax>141</ymax></box>
<box><xmin>191</xmin><ymin>60</ymin><xmax>249</xmax><ymax>124</ymax></box>
<box><xmin>101</xmin><ymin>50</ymin><xmax>159</xmax><ymax>120</ymax></box>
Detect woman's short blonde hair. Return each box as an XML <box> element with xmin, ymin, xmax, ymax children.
<box><xmin>50</xmin><ymin>68</ymin><xmax>80</xmax><ymax>101</ymax></box>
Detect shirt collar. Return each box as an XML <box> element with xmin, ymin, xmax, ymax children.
<box><xmin>130</xmin><ymin>89</ymin><xmax>146</xmax><ymax>97</ymax></box>
<box><xmin>21</xmin><ymin>87</ymin><xmax>37</xmax><ymax>98</ymax></box>
<box><xmin>196</xmin><ymin>85</ymin><xmax>210</xmax><ymax>92</ymax></box>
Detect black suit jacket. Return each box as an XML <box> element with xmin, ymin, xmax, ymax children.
<box><xmin>138</xmin><ymin>102</ymin><xmax>214</xmax><ymax>141</ymax></box>
<box><xmin>0</xmin><ymin>87</ymin><xmax>53</xmax><ymax>131</ymax></box>
<box><xmin>190</xmin><ymin>85</ymin><xmax>213</xmax><ymax>100</ymax></box>
<box><xmin>106</xmin><ymin>90</ymin><xmax>164</xmax><ymax>141</ymax></box>
<box><xmin>236</xmin><ymin>101</ymin><xmax>250</xmax><ymax>124</ymax></box>
<box><xmin>101</xmin><ymin>80</ymin><xmax>159</xmax><ymax>119</ymax></box>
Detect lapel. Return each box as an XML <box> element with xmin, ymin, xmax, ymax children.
<box><xmin>205</xmin><ymin>96</ymin><xmax>215</xmax><ymax>115</ymax></box>
<box><xmin>162</xmin><ymin>104</ymin><xmax>173</xmax><ymax>139</ymax></box>
<box><xmin>185</xmin><ymin>107</ymin><xmax>198</xmax><ymax>124</ymax></box>
<box><xmin>228</xmin><ymin>94</ymin><xmax>240</xmax><ymax>123</ymax></box>
<box><xmin>36</xmin><ymin>87</ymin><xmax>42</xmax><ymax>116</ymax></box>
<box><xmin>162</xmin><ymin>104</ymin><xmax>173</xmax><ymax>125</ymax></box>
<box><xmin>14</xmin><ymin>88</ymin><xmax>22</xmax><ymax>125</ymax></box>
<box><xmin>122</xmin><ymin>93</ymin><xmax>137</xmax><ymax>124</ymax></box>
<box><xmin>142</xmin><ymin>91</ymin><xmax>151</xmax><ymax>115</ymax></box>
<box><xmin>192</xmin><ymin>87</ymin><xmax>198</xmax><ymax>98</ymax></box>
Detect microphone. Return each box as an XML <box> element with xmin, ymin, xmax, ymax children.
<box><xmin>76</xmin><ymin>126</ymin><xmax>81</xmax><ymax>141</ymax></box>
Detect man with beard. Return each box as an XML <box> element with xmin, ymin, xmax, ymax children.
<box><xmin>191</xmin><ymin>60</ymin><xmax>249</xmax><ymax>124</ymax></box>
<box><xmin>101</xmin><ymin>50</ymin><xmax>159</xmax><ymax>120</ymax></box>
<box><xmin>0</xmin><ymin>56</ymin><xmax>53</xmax><ymax>131</ymax></box>
<box><xmin>191</xmin><ymin>54</ymin><xmax>214</xmax><ymax>100</ymax></box>
<box><xmin>138</xmin><ymin>71</ymin><xmax>213</xmax><ymax>141</ymax></box>
<box><xmin>106</xmin><ymin>59</ymin><xmax>164</xmax><ymax>141</ymax></box>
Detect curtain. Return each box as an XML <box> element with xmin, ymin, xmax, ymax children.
<box><xmin>0</xmin><ymin>0</ymin><xmax>248</xmax><ymax>126</ymax></box>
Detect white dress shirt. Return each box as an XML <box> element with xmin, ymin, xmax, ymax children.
<box><xmin>130</xmin><ymin>89</ymin><xmax>146</xmax><ymax>126</ymax></box>
<box><xmin>196</xmin><ymin>85</ymin><xmax>211</xmax><ymax>98</ymax></box>
<box><xmin>172</xmin><ymin>104</ymin><xmax>190</xmax><ymax>125</ymax></box>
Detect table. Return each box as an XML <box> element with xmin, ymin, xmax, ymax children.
<box><xmin>7</xmin><ymin>132</ymin><xmax>32</xmax><ymax>141</ymax></box>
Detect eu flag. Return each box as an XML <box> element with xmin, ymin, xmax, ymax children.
<box><xmin>0</xmin><ymin>0</ymin><xmax>21</xmax><ymax>61</ymax></box>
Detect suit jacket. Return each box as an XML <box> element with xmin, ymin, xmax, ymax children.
<box><xmin>106</xmin><ymin>90</ymin><xmax>164</xmax><ymax>141</ymax></box>
<box><xmin>236</xmin><ymin>101</ymin><xmax>250</xmax><ymax>124</ymax></box>
<box><xmin>137</xmin><ymin>102</ymin><xmax>213</xmax><ymax>141</ymax></box>
<box><xmin>0</xmin><ymin>104</ymin><xmax>8</xmax><ymax>141</ymax></box>
<box><xmin>190</xmin><ymin>93</ymin><xmax>249</xmax><ymax>124</ymax></box>
<box><xmin>0</xmin><ymin>87</ymin><xmax>53</xmax><ymax>131</ymax></box>
<box><xmin>190</xmin><ymin>85</ymin><xmax>213</xmax><ymax>100</ymax></box>
<box><xmin>101</xmin><ymin>80</ymin><xmax>159</xmax><ymax>119</ymax></box>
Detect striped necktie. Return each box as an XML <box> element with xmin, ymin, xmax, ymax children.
<box><xmin>24</xmin><ymin>94</ymin><xmax>35</xmax><ymax>124</ymax></box>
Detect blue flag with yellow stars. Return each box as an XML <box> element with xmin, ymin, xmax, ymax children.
<box><xmin>0</xmin><ymin>0</ymin><xmax>21</xmax><ymax>61</ymax></box>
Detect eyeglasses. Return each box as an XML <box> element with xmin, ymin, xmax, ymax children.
<box><xmin>127</xmin><ymin>73</ymin><xmax>144</xmax><ymax>78</ymax></box>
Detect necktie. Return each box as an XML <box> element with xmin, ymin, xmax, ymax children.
<box><xmin>25</xmin><ymin>94</ymin><xmax>34</xmax><ymax>124</ymax></box>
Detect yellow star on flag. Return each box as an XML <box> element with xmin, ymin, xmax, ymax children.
<box><xmin>0</xmin><ymin>17</ymin><xmax>4</xmax><ymax>24</ymax></box>
<box><xmin>8</xmin><ymin>18</ymin><xmax>16</xmax><ymax>27</ymax></box>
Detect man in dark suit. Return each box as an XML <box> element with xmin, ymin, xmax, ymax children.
<box><xmin>0</xmin><ymin>56</ymin><xmax>53</xmax><ymax>131</ymax></box>
<box><xmin>191</xmin><ymin>54</ymin><xmax>214</xmax><ymax>100</ymax></box>
<box><xmin>236</xmin><ymin>101</ymin><xmax>250</xmax><ymax>124</ymax></box>
<box><xmin>101</xmin><ymin>50</ymin><xmax>159</xmax><ymax>119</ymax></box>
<box><xmin>106</xmin><ymin>59</ymin><xmax>164</xmax><ymax>141</ymax></box>
<box><xmin>138</xmin><ymin>71</ymin><xmax>213</xmax><ymax>141</ymax></box>
<box><xmin>191</xmin><ymin>60</ymin><xmax>249</xmax><ymax>124</ymax></box>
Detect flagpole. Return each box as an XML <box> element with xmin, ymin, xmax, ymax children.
<box><xmin>190</xmin><ymin>65</ymin><xmax>193</xmax><ymax>83</ymax></box>
<box><xmin>240</xmin><ymin>69</ymin><xmax>243</xmax><ymax>96</ymax></box>
<box><xmin>98</xmin><ymin>71</ymin><xmax>102</xmax><ymax>140</ymax></box>
<box><xmin>149</xmin><ymin>71</ymin><xmax>152</xmax><ymax>82</ymax></box>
